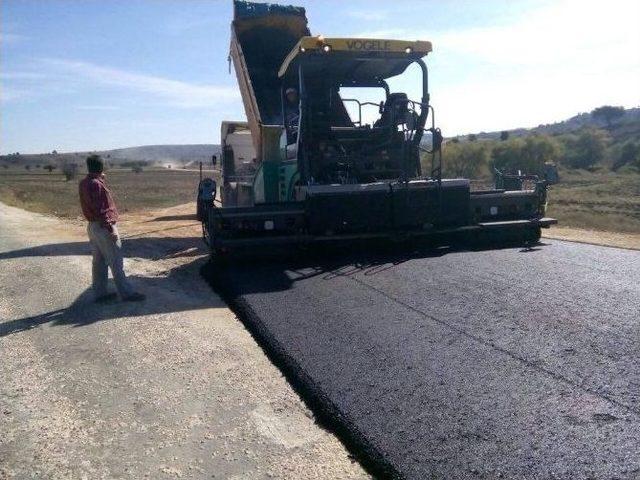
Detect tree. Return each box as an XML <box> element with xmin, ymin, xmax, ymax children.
<box><xmin>468</xmin><ymin>133</ymin><xmax>477</xmax><ymax>142</ymax></box>
<box><xmin>612</xmin><ymin>142</ymin><xmax>640</xmax><ymax>170</ymax></box>
<box><xmin>442</xmin><ymin>141</ymin><xmax>490</xmax><ymax>178</ymax></box>
<box><xmin>25</xmin><ymin>165</ymin><xmax>31</xmax><ymax>171</ymax></box>
<box><xmin>44</xmin><ymin>165</ymin><xmax>56</xmax><ymax>173</ymax></box>
<box><xmin>521</xmin><ymin>135</ymin><xmax>561</xmax><ymax>171</ymax></box>
<box><xmin>592</xmin><ymin>105</ymin><xmax>625</xmax><ymax>129</ymax></box>
<box><xmin>562</xmin><ymin>129</ymin><xmax>608</xmax><ymax>169</ymax></box>
<box><xmin>492</xmin><ymin>135</ymin><xmax>560</xmax><ymax>175</ymax></box>
<box><xmin>52</xmin><ymin>150</ymin><xmax>58</xmax><ymax>155</ymax></box>
<box><xmin>500</xmin><ymin>130</ymin><xmax>509</xmax><ymax>141</ymax></box>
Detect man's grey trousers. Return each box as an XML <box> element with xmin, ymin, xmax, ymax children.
<box><xmin>87</xmin><ymin>221</ymin><xmax>135</xmax><ymax>299</ymax></box>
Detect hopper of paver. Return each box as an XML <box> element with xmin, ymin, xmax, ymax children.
<box><xmin>230</xmin><ymin>1</ymin><xmax>309</xmax><ymax>158</ymax></box>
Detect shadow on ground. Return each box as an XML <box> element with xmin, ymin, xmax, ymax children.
<box><xmin>0</xmin><ymin>234</ymin><xmax>224</xmax><ymax>338</ymax></box>
<box><xmin>0</xmin><ymin>236</ymin><xmax>204</xmax><ymax>261</ymax></box>
<box><xmin>1</xmin><ymin>235</ymin><xmax>549</xmax><ymax>340</ymax></box>
<box><xmin>203</xmin><ymin>240</ymin><xmax>550</xmax><ymax>295</ymax></box>
<box><xmin>0</xmin><ymin>269</ymin><xmax>225</xmax><ymax>340</ymax></box>
<box><xmin>148</xmin><ymin>214</ymin><xmax>198</xmax><ymax>222</ymax></box>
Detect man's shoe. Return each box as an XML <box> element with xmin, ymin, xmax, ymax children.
<box><xmin>123</xmin><ymin>292</ymin><xmax>146</xmax><ymax>302</ymax></box>
<box><xmin>94</xmin><ymin>292</ymin><xmax>118</xmax><ymax>303</ymax></box>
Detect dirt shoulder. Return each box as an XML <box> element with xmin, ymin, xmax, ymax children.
<box><xmin>543</xmin><ymin>225</ymin><xmax>640</xmax><ymax>250</ymax></box>
<box><xmin>0</xmin><ymin>201</ymin><xmax>368</xmax><ymax>479</ymax></box>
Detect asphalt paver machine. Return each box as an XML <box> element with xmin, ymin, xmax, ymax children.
<box><xmin>197</xmin><ymin>1</ymin><xmax>557</xmax><ymax>257</ymax></box>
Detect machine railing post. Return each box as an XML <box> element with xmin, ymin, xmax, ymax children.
<box><xmin>297</xmin><ymin>63</ymin><xmax>310</xmax><ymax>183</ymax></box>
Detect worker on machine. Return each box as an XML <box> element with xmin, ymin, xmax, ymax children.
<box><xmin>284</xmin><ymin>87</ymin><xmax>299</xmax><ymax>144</ymax></box>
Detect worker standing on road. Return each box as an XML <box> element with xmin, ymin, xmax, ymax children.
<box><xmin>79</xmin><ymin>155</ymin><xmax>145</xmax><ymax>303</ymax></box>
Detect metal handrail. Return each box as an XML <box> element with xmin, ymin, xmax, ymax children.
<box><xmin>340</xmin><ymin>98</ymin><xmax>382</xmax><ymax>126</ymax></box>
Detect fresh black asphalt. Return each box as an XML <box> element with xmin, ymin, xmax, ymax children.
<box><xmin>203</xmin><ymin>240</ymin><xmax>640</xmax><ymax>479</ymax></box>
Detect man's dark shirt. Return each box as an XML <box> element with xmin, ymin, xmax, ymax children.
<box><xmin>79</xmin><ymin>173</ymin><xmax>118</xmax><ymax>232</ymax></box>
<box><xmin>285</xmin><ymin>107</ymin><xmax>299</xmax><ymax>144</ymax></box>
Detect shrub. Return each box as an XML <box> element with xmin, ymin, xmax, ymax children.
<box><xmin>612</xmin><ymin>142</ymin><xmax>640</xmax><ymax>170</ymax></box>
<box><xmin>442</xmin><ymin>141</ymin><xmax>490</xmax><ymax>178</ymax></box>
<box><xmin>62</xmin><ymin>162</ymin><xmax>78</xmax><ymax>181</ymax></box>
<box><xmin>121</xmin><ymin>160</ymin><xmax>148</xmax><ymax>169</ymax></box>
<box><xmin>492</xmin><ymin>135</ymin><xmax>560</xmax><ymax>175</ymax></box>
<box><xmin>561</xmin><ymin>128</ymin><xmax>608</xmax><ymax>169</ymax></box>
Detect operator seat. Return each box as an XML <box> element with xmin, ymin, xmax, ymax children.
<box><xmin>375</xmin><ymin>93</ymin><xmax>409</xmax><ymax>128</ymax></box>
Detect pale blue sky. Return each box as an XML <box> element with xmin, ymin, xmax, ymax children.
<box><xmin>1</xmin><ymin>0</ymin><xmax>639</xmax><ymax>154</ymax></box>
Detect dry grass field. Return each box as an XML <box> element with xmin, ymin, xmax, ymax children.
<box><xmin>546</xmin><ymin>169</ymin><xmax>640</xmax><ymax>234</ymax></box>
<box><xmin>0</xmin><ymin>168</ymin><xmax>211</xmax><ymax>218</ymax></box>
<box><xmin>1</xmin><ymin>166</ymin><xmax>638</xmax><ymax>237</ymax></box>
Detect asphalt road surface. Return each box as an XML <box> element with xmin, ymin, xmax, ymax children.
<box><xmin>206</xmin><ymin>240</ymin><xmax>640</xmax><ymax>479</ymax></box>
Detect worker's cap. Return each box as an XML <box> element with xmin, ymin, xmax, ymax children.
<box><xmin>285</xmin><ymin>87</ymin><xmax>298</xmax><ymax>95</ymax></box>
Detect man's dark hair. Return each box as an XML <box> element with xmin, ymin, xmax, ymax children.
<box><xmin>86</xmin><ymin>154</ymin><xmax>104</xmax><ymax>174</ymax></box>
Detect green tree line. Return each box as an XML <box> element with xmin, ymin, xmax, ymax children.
<box><xmin>430</xmin><ymin>127</ymin><xmax>640</xmax><ymax>180</ymax></box>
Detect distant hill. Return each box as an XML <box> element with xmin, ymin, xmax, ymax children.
<box><xmin>463</xmin><ymin>107</ymin><xmax>640</xmax><ymax>142</ymax></box>
<box><xmin>0</xmin><ymin>144</ymin><xmax>221</xmax><ymax>169</ymax></box>
<box><xmin>102</xmin><ymin>144</ymin><xmax>221</xmax><ymax>163</ymax></box>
